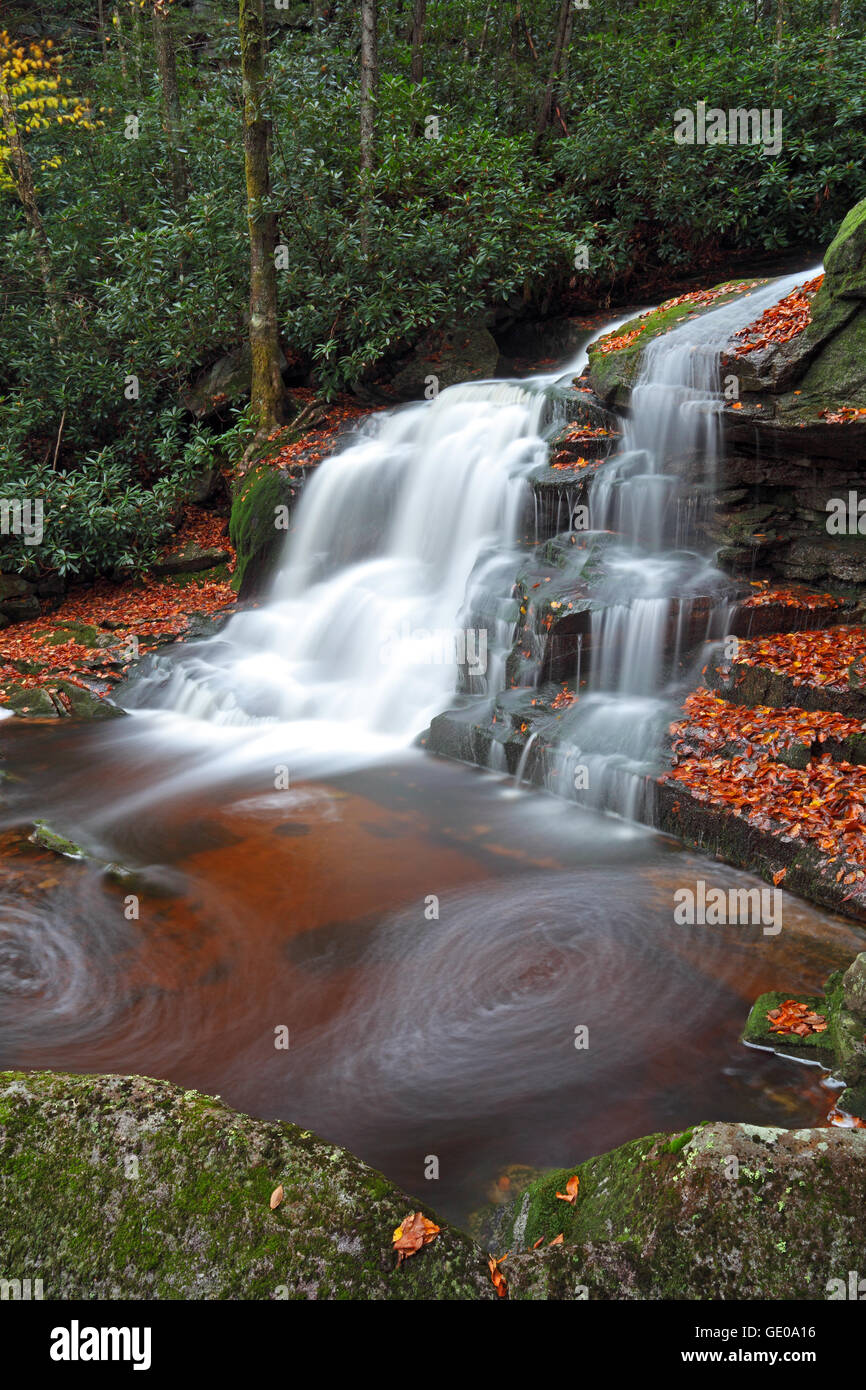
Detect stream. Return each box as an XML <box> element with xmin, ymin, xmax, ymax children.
<box><xmin>2</xmin><ymin>274</ymin><xmax>863</xmax><ymax>1226</ymax></box>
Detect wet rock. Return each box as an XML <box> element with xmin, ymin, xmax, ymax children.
<box><xmin>0</xmin><ymin>1071</ymin><xmax>495</xmax><ymax>1301</ymax></box>
<box><xmin>182</xmin><ymin>344</ymin><xmax>288</xmax><ymax>421</ymax></box>
<box><xmin>28</xmin><ymin>821</ymin><xmax>90</xmax><ymax>859</ymax></box>
<box><xmin>842</xmin><ymin>952</ymin><xmax>866</xmax><ymax>1019</ymax></box>
<box><xmin>475</xmin><ymin>1122</ymin><xmax>866</xmax><ymax>1300</ymax></box>
<box><xmin>150</xmin><ymin>541</ymin><xmax>231</xmax><ymax>576</ymax></box>
<box><xmin>229</xmin><ymin>464</ymin><xmax>298</xmax><ymax>598</ymax></box>
<box><xmin>0</xmin><ymin>575</ymin><xmax>39</xmax><ymax>624</ymax></box>
<box><xmin>390</xmin><ymin>325</ymin><xmax>501</xmax><ymax>400</ymax></box>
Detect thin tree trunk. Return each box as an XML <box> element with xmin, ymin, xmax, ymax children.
<box><xmin>359</xmin><ymin>0</ymin><xmax>378</xmax><ymax>259</ymax></box>
<box><xmin>532</xmin><ymin>0</ymin><xmax>571</xmax><ymax>152</ymax></box>
<box><xmin>239</xmin><ymin>0</ymin><xmax>286</xmax><ymax>441</ymax></box>
<box><xmin>476</xmin><ymin>1</ymin><xmax>492</xmax><ymax>66</ymax></box>
<box><xmin>410</xmin><ymin>0</ymin><xmax>426</xmax><ymax>84</ymax></box>
<box><xmin>98</xmin><ymin>0</ymin><xmax>108</xmax><ymax>60</ymax></box>
<box><xmin>829</xmin><ymin>0</ymin><xmax>841</xmax><ymax>27</ymax></box>
<box><xmin>0</xmin><ymin>81</ymin><xmax>61</xmax><ymax>340</ymax></box>
<box><xmin>152</xmin><ymin>2</ymin><xmax>189</xmax><ymax>206</ymax></box>
<box><xmin>113</xmin><ymin>6</ymin><xmax>129</xmax><ymax>80</ymax></box>
<box><xmin>130</xmin><ymin>0</ymin><xmax>143</xmax><ymax>92</ymax></box>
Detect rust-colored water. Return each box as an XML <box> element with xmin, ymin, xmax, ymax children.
<box><xmin>1</xmin><ymin>720</ymin><xmax>863</xmax><ymax>1224</ymax></box>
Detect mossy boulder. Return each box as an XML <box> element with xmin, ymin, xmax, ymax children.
<box><xmin>743</xmin><ymin>967</ymin><xmax>866</xmax><ymax>1119</ymax></box>
<box><xmin>473</xmin><ymin>1122</ymin><xmax>866</xmax><ymax>1300</ymax></box>
<box><xmin>822</xmin><ymin>196</ymin><xmax>866</xmax><ymax>302</ymax></box>
<box><xmin>0</xmin><ymin>1071</ymin><xmax>496</xmax><ymax>1300</ymax></box>
<box><xmin>229</xmin><ymin>464</ymin><xmax>296</xmax><ymax>598</ymax></box>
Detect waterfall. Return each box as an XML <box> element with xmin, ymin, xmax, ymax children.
<box><xmin>126</xmin><ymin>273</ymin><xmax>817</xmax><ymax>810</ymax></box>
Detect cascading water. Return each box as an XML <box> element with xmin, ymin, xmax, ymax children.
<box><xmin>546</xmin><ymin>270</ymin><xmax>820</xmax><ymax>818</ymax></box>
<box><xmin>126</xmin><ymin>273</ymin><xmax>817</xmax><ymax>818</ymax></box>
<box><xmin>123</xmin><ymin>317</ymin><xmax>635</xmax><ymax>780</ymax></box>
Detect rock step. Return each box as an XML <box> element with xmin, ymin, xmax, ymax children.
<box><xmin>708</xmin><ymin>655</ymin><xmax>866</xmax><ymax>720</ymax></box>
<box><xmin>654</xmin><ymin>777</ymin><xmax>866</xmax><ymax>923</ymax></box>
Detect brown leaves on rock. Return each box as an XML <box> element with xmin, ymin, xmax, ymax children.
<box><xmin>661</xmin><ymin>750</ymin><xmax>866</xmax><ymax>870</ymax></box>
<box><xmin>818</xmin><ymin>406</ymin><xmax>866</xmax><ymax>425</ymax></box>
<box><xmin>732</xmin><ymin>275</ymin><xmax>823</xmax><ymax>355</ymax></box>
<box><xmin>741</xmin><ymin>584</ymin><xmax>840</xmax><ymax>612</ymax></box>
<box><xmin>669</xmin><ymin>688</ymin><xmax>866</xmax><ymax>763</ymax></box>
<box><xmin>269</xmin><ymin>1184</ymin><xmax>284</xmax><ymax>1210</ymax></box>
<box><xmin>731</xmin><ymin>625</ymin><xmax>865</xmax><ymax>691</ymax></box>
<box><xmin>392</xmin><ymin>1211</ymin><xmax>440</xmax><ymax>1264</ymax></box>
<box><xmin>555</xmin><ymin>1174</ymin><xmax>580</xmax><ymax>1204</ymax></box>
<box><xmin>767</xmin><ymin>1000</ymin><xmax>827</xmax><ymax>1036</ymax></box>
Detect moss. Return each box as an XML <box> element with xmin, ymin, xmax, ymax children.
<box><xmin>0</xmin><ymin>1071</ymin><xmax>495</xmax><ymax>1301</ymax></box>
<box><xmin>587</xmin><ymin>280</ymin><xmax>768</xmax><ymax>404</ymax></box>
<box><xmin>482</xmin><ymin>1121</ymin><xmax>866</xmax><ymax>1300</ymax></box>
<box><xmin>228</xmin><ymin>464</ymin><xmax>294</xmax><ymax>598</ymax></box>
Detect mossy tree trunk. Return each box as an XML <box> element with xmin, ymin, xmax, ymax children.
<box><xmin>239</xmin><ymin>0</ymin><xmax>287</xmax><ymax>447</ymax></box>
<box><xmin>359</xmin><ymin>0</ymin><xmax>378</xmax><ymax>259</ymax></box>
<box><xmin>152</xmin><ymin>0</ymin><xmax>189</xmax><ymax>208</ymax></box>
<box><xmin>0</xmin><ymin>79</ymin><xmax>61</xmax><ymax>342</ymax></box>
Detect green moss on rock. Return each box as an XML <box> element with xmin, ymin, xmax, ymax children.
<box><xmin>587</xmin><ymin>281</ymin><xmax>767</xmax><ymax>405</ymax></box>
<box><xmin>474</xmin><ymin>1121</ymin><xmax>866</xmax><ymax>1300</ymax></box>
<box><xmin>229</xmin><ymin>465</ymin><xmax>295</xmax><ymax>598</ymax></box>
<box><xmin>0</xmin><ymin>1072</ymin><xmax>495</xmax><ymax>1300</ymax></box>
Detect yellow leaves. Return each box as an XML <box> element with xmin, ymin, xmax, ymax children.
<box><xmin>269</xmin><ymin>1184</ymin><xmax>284</xmax><ymax>1210</ymax></box>
<box><xmin>555</xmin><ymin>1173</ymin><xmax>580</xmax><ymax>1204</ymax></box>
<box><xmin>392</xmin><ymin>1211</ymin><xmax>441</xmax><ymax>1264</ymax></box>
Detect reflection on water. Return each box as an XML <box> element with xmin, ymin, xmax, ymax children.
<box><xmin>1</xmin><ymin>721</ymin><xmax>864</xmax><ymax>1224</ymax></box>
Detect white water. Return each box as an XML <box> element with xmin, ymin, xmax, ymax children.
<box><xmin>125</xmin><ymin>272</ymin><xmax>818</xmax><ymax>812</ymax></box>
<box><xmin>125</xmin><ymin>316</ymin><xmax>635</xmax><ymax>772</ymax></box>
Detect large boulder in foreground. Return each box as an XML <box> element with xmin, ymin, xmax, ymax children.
<box><xmin>473</xmin><ymin>1122</ymin><xmax>866</xmax><ymax>1300</ymax></box>
<box><xmin>0</xmin><ymin>1071</ymin><xmax>494</xmax><ymax>1300</ymax></box>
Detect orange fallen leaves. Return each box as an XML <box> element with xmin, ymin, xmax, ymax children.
<box><xmin>732</xmin><ymin>275</ymin><xmax>823</xmax><ymax>356</ymax></box>
<box><xmin>488</xmin><ymin>1252</ymin><xmax>508</xmax><ymax>1298</ymax></box>
<box><xmin>731</xmin><ymin>625</ymin><xmax>865</xmax><ymax>691</ymax></box>
<box><xmin>741</xmin><ymin>585</ymin><xmax>840</xmax><ymax>612</ymax></box>
<box><xmin>269</xmin><ymin>1185</ymin><xmax>284</xmax><ymax>1210</ymax></box>
<box><xmin>669</xmin><ymin>688</ymin><xmax>866</xmax><ymax>762</ymax></box>
<box><xmin>819</xmin><ymin>406</ymin><xmax>866</xmax><ymax>425</ymax></box>
<box><xmin>392</xmin><ymin>1211</ymin><xmax>441</xmax><ymax>1264</ymax></box>
<box><xmin>766</xmin><ymin>1000</ymin><xmax>827</xmax><ymax>1036</ymax></box>
<box><xmin>555</xmin><ymin>1174</ymin><xmax>580</xmax><ymax>1204</ymax></box>
<box><xmin>661</xmin><ymin>751</ymin><xmax>866</xmax><ymax>870</ymax></box>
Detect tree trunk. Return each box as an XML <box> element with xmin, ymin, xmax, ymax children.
<box><xmin>239</xmin><ymin>0</ymin><xmax>286</xmax><ymax>441</ymax></box>
<box><xmin>410</xmin><ymin>0</ymin><xmax>426</xmax><ymax>85</ymax></box>
<box><xmin>98</xmin><ymin>0</ymin><xmax>108</xmax><ymax>60</ymax></box>
<box><xmin>829</xmin><ymin>0</ymin><xmax>841</xmax><ymax>27</ymax></box>
<box><xmin>532</xmin><ymin>0</ymin><xmax>571</xmax><ymax>152</ymax></box>
<box><xmin>0</xmin><ymin>80</ymin><xmax>61</xmax><ymax>341</ymax></box>
<box><xmin>359</xmin><ymin>0</ymin><xmax>378</xmax><ymax>259</ymax></box>
<box><xmin>113</xmin><ymin>6</ymin><xmax>129</xmax><ymax>80</ymax></box>
<box><xmin>152</xmin><ymin>2</ymin><xmax>189</xmax><ymax>207</ymax></box>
